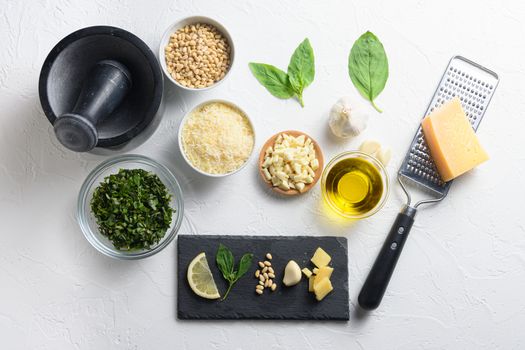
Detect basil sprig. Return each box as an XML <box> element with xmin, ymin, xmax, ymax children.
<box><xmin>90</xmin><ymin>168</ymin><xmax>173</xmax><ymax>250</ymax></box>
<box><xmin>249</xmin><ymin>38</ymin><xmax>315</xmax><ymax>107</ymax></box>
<box><xmin>348</xmin><ymin>31</ymin><xmax>389</xmax><ymax>113</ymax></box>
<box><xmin>216</xmin><ymin>243</ymin><xmax>253</xmax><ymax>300</ymax></box>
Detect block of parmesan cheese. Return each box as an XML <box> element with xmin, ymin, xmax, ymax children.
<box><xmin>311</xmin><ymin>247</ymin><xmax>331</xmax><ymax>268</ymax></box>
<box><xmin>313</xmin><ymin>277</ymin><xmax>333</xmax><ymax>301</ymax></box>
<box><xmin>313</xmin><ymin>266</ymin><xmax>333</xmax><ymax>287</ymax></box>
<box><xmin>421</xmin><ymin>97</ymin><xmax>489</xmax><ymax>182</ymax></box>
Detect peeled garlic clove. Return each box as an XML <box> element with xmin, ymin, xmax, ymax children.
<box><xmin>262</xmin><ymin>168</ymin><xmax>272</xmax><ymax>181</ymax></box>
<box><xmin>283</xmin><ymin>260</ymin><xmax>302</xmax><ymax>286</ymax></box>
<box><xmin>377</xmin><ymin>147</ymin><xmax>392</xmax><ymax>166</ymax></box>
<box><xmin>359</xmin><ymin>140</ymin><xmax>382</xmax><ymax>157</ymax></box>
<box><xmin>278</xmin><ymin>181</ymin><xmax>290</xmax><ymax>191</ymax></box>
<box><xmin>310</xmin><ymin>158</ymin><xmax>319</xmax><ymax>170</ymax></box>
<box><xmin>328</xmin><ymin>96</ymin><xmax>369</xmax><ymax>138</ymax></box>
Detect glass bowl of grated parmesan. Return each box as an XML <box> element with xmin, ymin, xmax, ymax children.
<box><xmin>178</xmin><ymin>100</ymin><xmax>255</xmax><ymax>177</ymax></box>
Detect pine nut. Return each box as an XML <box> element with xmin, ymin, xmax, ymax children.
<box><xmin>268</xmin><ymin>273</ymin><xmax>275</xmax><ymax>279</ymax></box>
<box><xmin>263</xmin><ymin>261</ymin><xmax>271</xmax><ymax>266</ymax></box>
<box><xmin>258</xmin><ymin>261</ymin><xmax>265</xmax><ymax>268</ymax></box>
<box><xmin>264</xmin><ymin>279</ymin><xmax>269</xmax><ymax>287</ymax></box>
<box><xmin>271</xmin><ymin>284</ymin><xmax>277</xmax><ymax>291</ymax></box>
<box><xmin>268</xmin><ymin>267</ymin><xmax>274</xmax><ymax>274</ymax></box>
<box><xmin>266</xmin><ymin>253</ymin><xmax>272</xmax><ymax>260</ymax></box>
<box><xmin>262</xmin><ymin>266</ymin><xmax>268</xmax><ymax>273</ymax></box>
<box><xmin>268</xmin><ymin>279</ymin><xmax>273</xmax><ymax>288</ymax></box>
<box><xmin>263</xmin><ymin>272</ymin><xmax>269</xmax><ymax>280</ymax></box>
<box><xmin>259</xmin><ymin>274</ymin><xmax>265</xmax><ymax>282</ymax></box>
<box><xmin>256</xmin><ymin>289</ymin><xmax>263</xmax><ymax>295</ymax></box>
<box><xmin>256</xmin><ymin>285</ymin><xmax>264</xmax><ymax>291</ymax></box>
<box><xmin>255</xmin><ymin>270</ymin><xmax>260</xmax><ymax>278</ymax></box>
<box><xmin>259</xmin><ymin>280</ymin><xmax>264</xmax><ymax>286</ymax></box>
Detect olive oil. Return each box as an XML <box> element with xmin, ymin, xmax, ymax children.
<box><xmin>324</xmin><ymin>157</ymin><xmax>383</xmax><ymax>217</ymax></box>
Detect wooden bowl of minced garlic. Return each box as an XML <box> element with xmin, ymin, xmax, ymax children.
<box><xmin>178</xmin><ymin>100</ymin><xmax>255</xmax><ymax>177</ymax></box>
<box><xmin>258</xmin><ymin>131</ymin><xmax>324</xmax><ymax>196</ymax></box>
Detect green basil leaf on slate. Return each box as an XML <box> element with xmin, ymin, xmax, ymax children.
<box><xmin>216</xmin><ymin>243</ymin><xmax>235</xmax><ymax>281</ymax></box>
<box><xmin>235</xmin><ymin>253</ymin><xmax>254</xmax><ymax>281</ymax></box>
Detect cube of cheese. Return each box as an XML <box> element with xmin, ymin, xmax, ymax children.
<box><xmin>313</xmin><ymin>277</ymin><xmax>333</xmax><ymax>301</ymax></box>
<box><xmin>308</xmin><ymin>276</ymin><xmax>315</xmax><ymax>292</ymax></box>
<box><xmin>313</xmin><ymin>266</ymin><xmax>333</xmax><ymax>287</ymax></box>
<box><xmin>311</xmin><ymin>247</ymin><xmax>331</xmax><ymax>268</ymax></box>
<box><xmin>421</xmin><ymin>97</ymin><xmax>489</xmax><ymax>182</ymax></box>
<box><xmin>302</xmin><ymin>267</ymin><xmax>313</xmax><ymax>278</ymax></box>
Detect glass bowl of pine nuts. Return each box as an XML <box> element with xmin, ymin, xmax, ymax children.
<box><xmin>159</xmin><ymin>16</ymin><xmax>234</xmax><ymax>91</ymax></box>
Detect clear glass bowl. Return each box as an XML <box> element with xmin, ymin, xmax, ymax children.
<box><xmin>321</xmin><ymin>151</ymin><xmax>389</xmax><ymax>219</ymax></box>
<box><xmin>77</xmin><ymin>154</ymin><xmax>184</xmax><ymax>259</ymax></box>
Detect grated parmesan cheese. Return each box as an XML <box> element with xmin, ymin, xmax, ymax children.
<box><xmin>181</xmin><ymin>102</ymin><xmax>254</xmax><ymax>175</ymax></box>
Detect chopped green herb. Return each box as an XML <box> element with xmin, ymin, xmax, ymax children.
<box><xmin>216</xmin><ymin>243</ymin><xmax>253</xmax><ymax>300</ymax></box>
<box><xmin>90</xmin><ymin>168</ymin><xmax>173</xmax><ymax>250</ymax></box>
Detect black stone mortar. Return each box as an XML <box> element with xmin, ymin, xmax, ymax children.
<box><xmin>39</xmin><ymin>26</ymin><xmax>164</xmax><ymax>153</ymax></box>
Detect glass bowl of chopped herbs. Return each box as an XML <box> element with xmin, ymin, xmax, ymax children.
<box><xmin>77</xmin><ymin>154</ymin><xmax>184</xmax><ymax>259</ymax></box>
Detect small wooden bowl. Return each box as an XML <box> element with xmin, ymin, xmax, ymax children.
<box><xmin>258</xmin><ymin>130</ymin><xmax>324</xmax><ymax>196</ymax></box>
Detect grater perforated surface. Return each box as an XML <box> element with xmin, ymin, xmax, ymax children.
<box><xmin>398</xmin><ymin>56</ymin><xmax>499</xmax><ymax>196</ymax></box>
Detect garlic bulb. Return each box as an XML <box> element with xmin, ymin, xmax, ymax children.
<box><xmin>328</xmin><ymin>96</ymin><xmax>369</xmax><ymax>138</ymax></box>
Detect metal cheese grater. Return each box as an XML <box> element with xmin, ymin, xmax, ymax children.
<box><xmin>358</xmin><ymin>56</ymin><xmax>499</xmax><ymax>310</ymax></box>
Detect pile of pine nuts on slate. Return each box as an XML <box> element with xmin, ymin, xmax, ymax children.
<box><xmin>164</xmin><ymin>23</ymin><xmax>231</xmax><ymax>89</ymax></box>
<box><xmin>254</xmin><ymin>253</ymin><xmax>276</xmax><ymax>295</ymax></box>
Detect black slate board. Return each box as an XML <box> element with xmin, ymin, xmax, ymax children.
<box><xmin>177</xmin><ymin>235</ymin><xmax>349</xmax><ymax>321</ymax></box>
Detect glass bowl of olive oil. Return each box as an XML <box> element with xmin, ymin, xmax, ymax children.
<box><xmin>321</xmin><ymin>151</ymin><xmax>389</xmax><ymax>219</ymax></box>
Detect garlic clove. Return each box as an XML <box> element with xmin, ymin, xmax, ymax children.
<box><xmin>359</xmin><ymin>140</ymin><xmax>381</xmax><ymax>157</ymax></box>
<box><xmin>359</xmin><ymin>140</ymin><xmax>392</xmax><ymax>166</ymax></box>
<box><xmin>377</xmin><ymin>147</ymin><xmax>392</xmax><ymax>166</ymax></box>
<box><xmin>283</xmin><ymin>260</ymin><xmax>302</xmax><ymax>287</ymax></box>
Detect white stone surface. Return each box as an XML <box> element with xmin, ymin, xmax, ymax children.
<box><xmin>1</xmin><ymin>0</ymin><xmax>524</xmax><ymax>348</ymax></box>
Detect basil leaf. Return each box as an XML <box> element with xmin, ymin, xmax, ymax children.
<box><xmin>348</xmin><ymin>31</ymin><xmax>389</xmax><ymax>113</ymax></box>
<box><xmin>216</xmin><ymin>243</ymin><xmax>234</xmax><ymax>281</ymax></box>
<box><xmin>287</xmin><ymin>38</ymin><xmax>315</xmax><ymax>107</ymax></box>
<box><xmin>249</xmin><ymin>63</ymin><xmax>295</xmax><ymax>99</ymax></box>
<box><xmin>235</xmin><ymin>253</ymin><xmax>253</xmax><ymax>281</ymax></box>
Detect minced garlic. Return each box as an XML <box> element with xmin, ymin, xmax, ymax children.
<box><xmin>181</xmin><ymin>101</ymin><xmax>254</xmax><ymax>175</ymax></box>
<box><xmin>261</xmin><ymin>133</ymin><xmax>319</xmax><ymax>192</ymax></box>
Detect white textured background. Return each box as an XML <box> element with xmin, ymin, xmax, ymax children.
<box><xmin>1</xmin><ymin>0</ymin><xmax>524</xmax><ymax>349</ymax></box>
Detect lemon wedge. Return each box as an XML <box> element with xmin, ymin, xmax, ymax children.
<box><xmin>187</xmin><ymin>252</ymin><xmax>221</xmax><ymax>299</ymax></box>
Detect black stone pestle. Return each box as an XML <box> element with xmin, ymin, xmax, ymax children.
<box><xmin>53</xmin><ymin>60</ymin><xmax>132</xmax><ymax>152</ymax></box>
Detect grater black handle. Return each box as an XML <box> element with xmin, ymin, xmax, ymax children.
<box><xmin>358</xmin><ymin>211</ymin><xmax>415</xmax><ymax>310</ymax></box>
